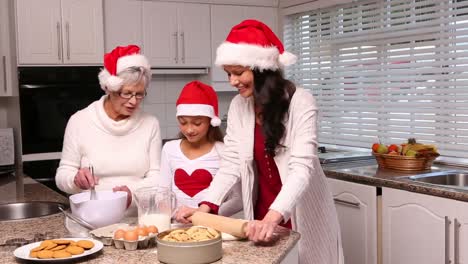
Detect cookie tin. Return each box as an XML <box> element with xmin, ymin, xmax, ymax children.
<box><xmin>156</xmin><ymin>227</ymin><xmax>222</xmax><ymax>264</ymax></box>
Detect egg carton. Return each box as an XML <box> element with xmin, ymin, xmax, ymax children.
<box><xmin>113</xmin><ymin>234</ymin><xmax>157</xmax><ymax>250</ymax></box>
<box><xmin>89</xmin><ymin>223</ymin><xmax>130</xmax><ymax>246</ymax></box>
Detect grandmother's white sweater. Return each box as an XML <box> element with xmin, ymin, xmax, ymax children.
<box><xmin>55</xmin><ymin>95</ymin><xmax>162</xmax><ymax>195</ymax></box>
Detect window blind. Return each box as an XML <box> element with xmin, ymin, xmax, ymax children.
<box><xmin>284</xmin><ymin>0</ymin><xmax>468</xmax><ymax>158</ymax></box>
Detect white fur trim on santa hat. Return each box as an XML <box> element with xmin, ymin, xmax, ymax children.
<box><xmin>210</xmin><ymin>116</ymin><xmax>221</xmax><ymax>127</ymax></box>
<box><xmin>278</xmin><ymin>51</ymin><xmax>297</xmax><ymax>67</ymax></box>
<box><xmin>176</xmin><ymin>104</ymin><xmax>220</xmax><ymax>127</ymax></box>
<box><xmin>215</xmin><ymin>42</ymin><xmax>280</xmax><ymax>71</ymax></box>
<box><xmin>117</xmin><ymin>54</ymin><xmax>150</xmax><ymax>74</ymax></box>
<box><xmin>98</xmin><ymin>68</ymin><xmax>124</xmax><ymax>92</ymax></box>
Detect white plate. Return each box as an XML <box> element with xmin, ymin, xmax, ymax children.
<box><xmin>13</xmin><ymin>238</ymin><xmax>103</xmax><ymax>262</ymax></box>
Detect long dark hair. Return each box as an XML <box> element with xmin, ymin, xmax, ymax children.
<box><xmin>253</xmin><ymin>69</ymin><xmax>296</xmax><ymax>156</ymax></box>
<box><xmin>178</xmin><ymin>125</ymin><xmax>224</xmax><ymax>143</ymax></box>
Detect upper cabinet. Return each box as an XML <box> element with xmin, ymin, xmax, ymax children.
<box><xmin>210</xmin><ymin>5</ymin><xmax>278</xmax><ymax>85</ymax></box>
<box><xmin>16</xmin><ymin>0</ymin><xmax>104</xmax><ymax>65</ymax></box>
<box><xmin>142</xmin><ymin>2</ymin><xmax>211</xmax><ymax>68</ymax></box>
<box><xmin>103</xmin><ymin>0</ymin><xmax>142</xmax><ymax>51</ymax></box>
<box><xmin>0</xmin><ymin>0</ymin><xmax>18</xmax><ymax>96</ymax></box>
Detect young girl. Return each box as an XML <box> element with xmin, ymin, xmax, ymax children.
<box><xmin>159</xmin><ymin>81</ymin><xmax>242</xmax><ymax>217</ymax></box>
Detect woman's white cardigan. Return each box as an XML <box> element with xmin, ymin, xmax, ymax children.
<box><xmin>204</xmin><ymin>88</ymin><xmax>343</xmax><ymax>264</ymax></box>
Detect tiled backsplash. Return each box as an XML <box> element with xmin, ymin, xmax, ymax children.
<box><xmin>143</xmin><ymin>75</ymin><xmax>235</xmax><ymax>139</ymax></box>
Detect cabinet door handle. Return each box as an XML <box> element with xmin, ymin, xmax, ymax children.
<box><xmin>66</xmin><ymin>22</ymin><xmax>70</xmax><ymax>60</ymax></box>
<box><xmin>173</xmin><ymin>32</ymin><xmax>178</xmax><ymax>63</ymax></box>
<box><xmin>180</xmin><ymin>32</ymin><xmax>185</xmax><ymax>63</ymax></box>
<box><xmin>2</xmin><ymin>56</ymin><xmax>6</xmax><ymax>93</ymax></box>
<box><xmin>56</xmin><ymin>22</ymin><xmax>62</xmax><ymax>60</ymax></box>
<box><xmin>445</xmin><ymin>216</ymin><xmax>451</xmax><ymax>264</ymax></box>
<box><xmin>454</xmin><ymin>218</ymin><xmax>461</xmax><ymax>264</ymax></box>
<box><xmin>333</xmin><ymin>198</ymin><xmax>360</xmax><ymax>208</ymax></box>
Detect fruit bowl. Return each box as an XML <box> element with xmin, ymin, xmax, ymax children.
<box><xmin>373</xmin><ymin>153</ymin><xmax>437</xmax><ymax>171</ymax></box>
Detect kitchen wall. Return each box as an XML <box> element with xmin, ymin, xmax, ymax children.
<box><xmin>143</xmin><ymin>76</ymin><xmax>235</xmax><ymax>140</ymax></box>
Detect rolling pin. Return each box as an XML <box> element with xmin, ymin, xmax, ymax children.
<box><xmin>191</xmin><ymin>212</ymin><xmax>248</xmax><ymax>238</ymax></box>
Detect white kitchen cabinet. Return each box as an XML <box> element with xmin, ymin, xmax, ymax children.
<box><xmin>103</xmin><ymin>0</ymin><xmax>142</xmax><ymax>51</ymax></box>
<box><xmin>382</xmin><ymin>187</ymin><xmax>456</xmax><ymax>264</ymax></box>
<box><xmin>0</xmin><ymin>0</ymin><xmax>17</xmax><ymax>96</ymax></box>
<box><xmin>143</xmin><ymin>2</ymin><xmax>211</xmax><ymax>68</ymax></box>
<box><xmin>16</xmin><ymin>0</ymin><xmax>104</xmax><ymax>65</ymax></box>
<box><xmin>328</xmin><ymin>178</ymin><xmax>377</xmax><ymax>264</ymax></box>
<box><xmin>455</xmin><ymin>200</ymin><xmax>468</xmax><ymax>264</ymax></box>
<box><xmin>210</xmin><ymin>5</ymin><xmax>277</xmax><ymax>90</ymax></box>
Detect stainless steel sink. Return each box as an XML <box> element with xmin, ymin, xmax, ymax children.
<box><xmin>409</xmin><ymin>170</ymin><xmax>468</xmax><ymax>188</ymax></box>
<box><xmin>0</xmin><ymin>201</ymin><xmax>68</xmax><ymax>221</ymax></box>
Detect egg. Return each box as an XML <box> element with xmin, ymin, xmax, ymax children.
<box><xmin>136</xmin><ymin>226</ymin><xmax>149</xmax><ymax>237</ymax></box>
<box><xmin>146</xmin><ymin>225</ymin><xmax>158</xmax><ymax>234</ymax></box>
<box><xmin>114</xmin><ymin>229</ymin><xmax>126</xmax><ymax>240</ymax></box>
<box><xmin>123</xmin><ymin>229</ymin><xmax>139</xmax><ymax>241</ymax></box>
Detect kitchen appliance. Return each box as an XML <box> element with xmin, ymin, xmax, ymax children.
<box><xmin>0</xmin><ymin>128</ymin><xmax>14</xmax><ymax>175</ymax></box>
<box><xmin>18</xmin><ymin>66</ymin><xmax>103</xmax><ymax>191</ymax></box>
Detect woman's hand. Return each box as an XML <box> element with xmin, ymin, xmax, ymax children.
<box><xmin>73</xmin><ymin>167</ymin><xmax>98</xmax><ymax>190</ymax></box>
<box><xmin>245</xmin><ymin>209</ymin><xmax>283</xmax><ymax>243</ymax></box>
<box><xmin>113</xmin><ymin>185</ymin><xmax>132</xmax><ymax>208</ymax></box>
<box><xmin>175</xmin><ymin>204</ymin><xmax>211</xmax><ymax>224</ymax></box>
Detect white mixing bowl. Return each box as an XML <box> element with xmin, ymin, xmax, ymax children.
<box><xmin>69</xmin><ymin>190</ymin><xmax>127</xmax><ymax>228</ymax></box>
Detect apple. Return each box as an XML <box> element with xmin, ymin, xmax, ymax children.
<box><xmin>372</xmin><ymin>143</ymin><xmax>380</xmax><ymax>153</ymax></box>
<box><xmin>376</xmin><ymin>144</ymin><xmax>388</xmax><ymax>154</ymax></box>
<box><xmin>388</xmin><ymin>144</ymin><xmax>399</xmax><ymax>153</ymax></box>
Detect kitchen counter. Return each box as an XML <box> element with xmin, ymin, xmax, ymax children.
<box><xmin>0</xmin><ymin>174</ymin><xmax>300</xmax><ymax>264</ymax></box>
<box><xmin>323</xmin><ymin>160</ymin><xmax>468</xmax><ymax>202</ymax></box>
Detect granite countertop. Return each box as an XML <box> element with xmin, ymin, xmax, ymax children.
<box><xmin>0</xmin><ymin>175</ymin><xmax>300</xmax><ymax>264</ymax></box>
<box><xmin>323</xmin><ymin>160</ymin><xmax>468</xmax><ymax>202</ymax></box>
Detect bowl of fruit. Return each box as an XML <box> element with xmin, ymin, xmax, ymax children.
<box><xmin>372</xmin><ymin>138</ymin><xmax>440</xmax><ymax>171</ymax></box>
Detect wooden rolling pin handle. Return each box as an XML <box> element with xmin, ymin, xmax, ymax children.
<box><xmin>192</xmin><ymin>212</ymin><xmax>249</xmax><ymax>238</ymax></box>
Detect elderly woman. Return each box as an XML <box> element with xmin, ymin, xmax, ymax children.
<box><xmin>55</xmin><ymin>45</ymin><xmax>161</xmax><ymax>210</ymax></box>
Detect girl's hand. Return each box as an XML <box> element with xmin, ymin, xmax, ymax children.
<box><xmin>245</xmin><ymin>210</ymin><xmax>283</xmax><ymax>243</ymax></box>
<box><xmin>175</xmin><ymin>204</ymin><xmax>212</xmax><ymax>224</ymax></box>
<box><xmin>175</xmin><ymin>206</ymin><xmax>198</xmax><ymax>224</ymax></box>
<box><xmin>73</xmin><ymin>167</ymin><xmax>98</xmax><ymax>190</ymax></box>
<box><xmin>113</xmin><ymin>185</ymin><xmax>132</xmax><ymax>208</ymax></box>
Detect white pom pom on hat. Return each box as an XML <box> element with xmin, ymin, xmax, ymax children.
<box><xmin>98</xmin><ymin>45</ymin><xmax>150</xmax><ymax>92</ymax></box>
<box><xmin>215</xmin><ymin>19</ymin><xmax>297</xmax><ymax>71</ymax></box>
<box><xmin>176</xmin><ymin>81</ymin><xmax>221</xmax><ymax>127</ymax></box>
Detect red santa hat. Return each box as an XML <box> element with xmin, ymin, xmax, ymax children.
<box><xmin>176</xmin><ymin>81</ymin><xmax>221</xmax><ymax>127</ymax></box>
<box><xmin>215</xmin><ymin>19</ymin><xmax>297</xmax><ymax>71</ymax></box>
<box><xmin>98</xmin><ymin>45</ymin><xmax>150</xmax><ymax>92</ymax></box>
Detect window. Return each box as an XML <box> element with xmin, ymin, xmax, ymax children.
<box><xmin>284</xmin><ymin>0</ymin><xmax>468</xmax><ymax>158</ymax></box>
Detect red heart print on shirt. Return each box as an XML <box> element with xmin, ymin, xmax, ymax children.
<box><xmin>174</xmin><ymin>169</ymin><xmax>213</xmax><ymax>197</ymax></box>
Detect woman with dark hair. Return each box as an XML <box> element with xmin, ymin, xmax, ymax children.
<box><xmin>175</xmin><ymin>20</ymin><xmax>343</xmax><ymax>264</ymax></box>
<box><xmin>159</xmin><ymin>81</ymin><xmax>242</xmax><ymax>217</ymax></box>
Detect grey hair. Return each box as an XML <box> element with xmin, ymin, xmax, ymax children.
<box><xmin>117</xmin><ymin>66</ymin><xmax>151</xmax><ymax>90</ymax></box>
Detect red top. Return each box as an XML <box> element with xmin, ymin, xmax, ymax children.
<box><xmin>200</xmin><ymin>123</ymin><xmax>292</xmax><ymax>229</ymax></box>
<box><xmin>253</xmin><ymin>123</ymin><xmax>292</xmax><ymax>229</ymax></box>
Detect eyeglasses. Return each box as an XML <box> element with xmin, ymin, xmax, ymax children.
<box><xmin>118</xmin><ymin>91</ymin><xmax>147</xmax><ymax>100</ymax></box>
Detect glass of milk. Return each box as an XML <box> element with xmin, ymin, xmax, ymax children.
<box><xmin>133</xmin><ymin>186</ymin><xmax>176</xmax><ymax>232</ymax></box>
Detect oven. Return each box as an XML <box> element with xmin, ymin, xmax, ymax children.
<box><xmin>19</xmin><ymin>67</ymin><xmax>103</xmax><ymax>192</ymax></box>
